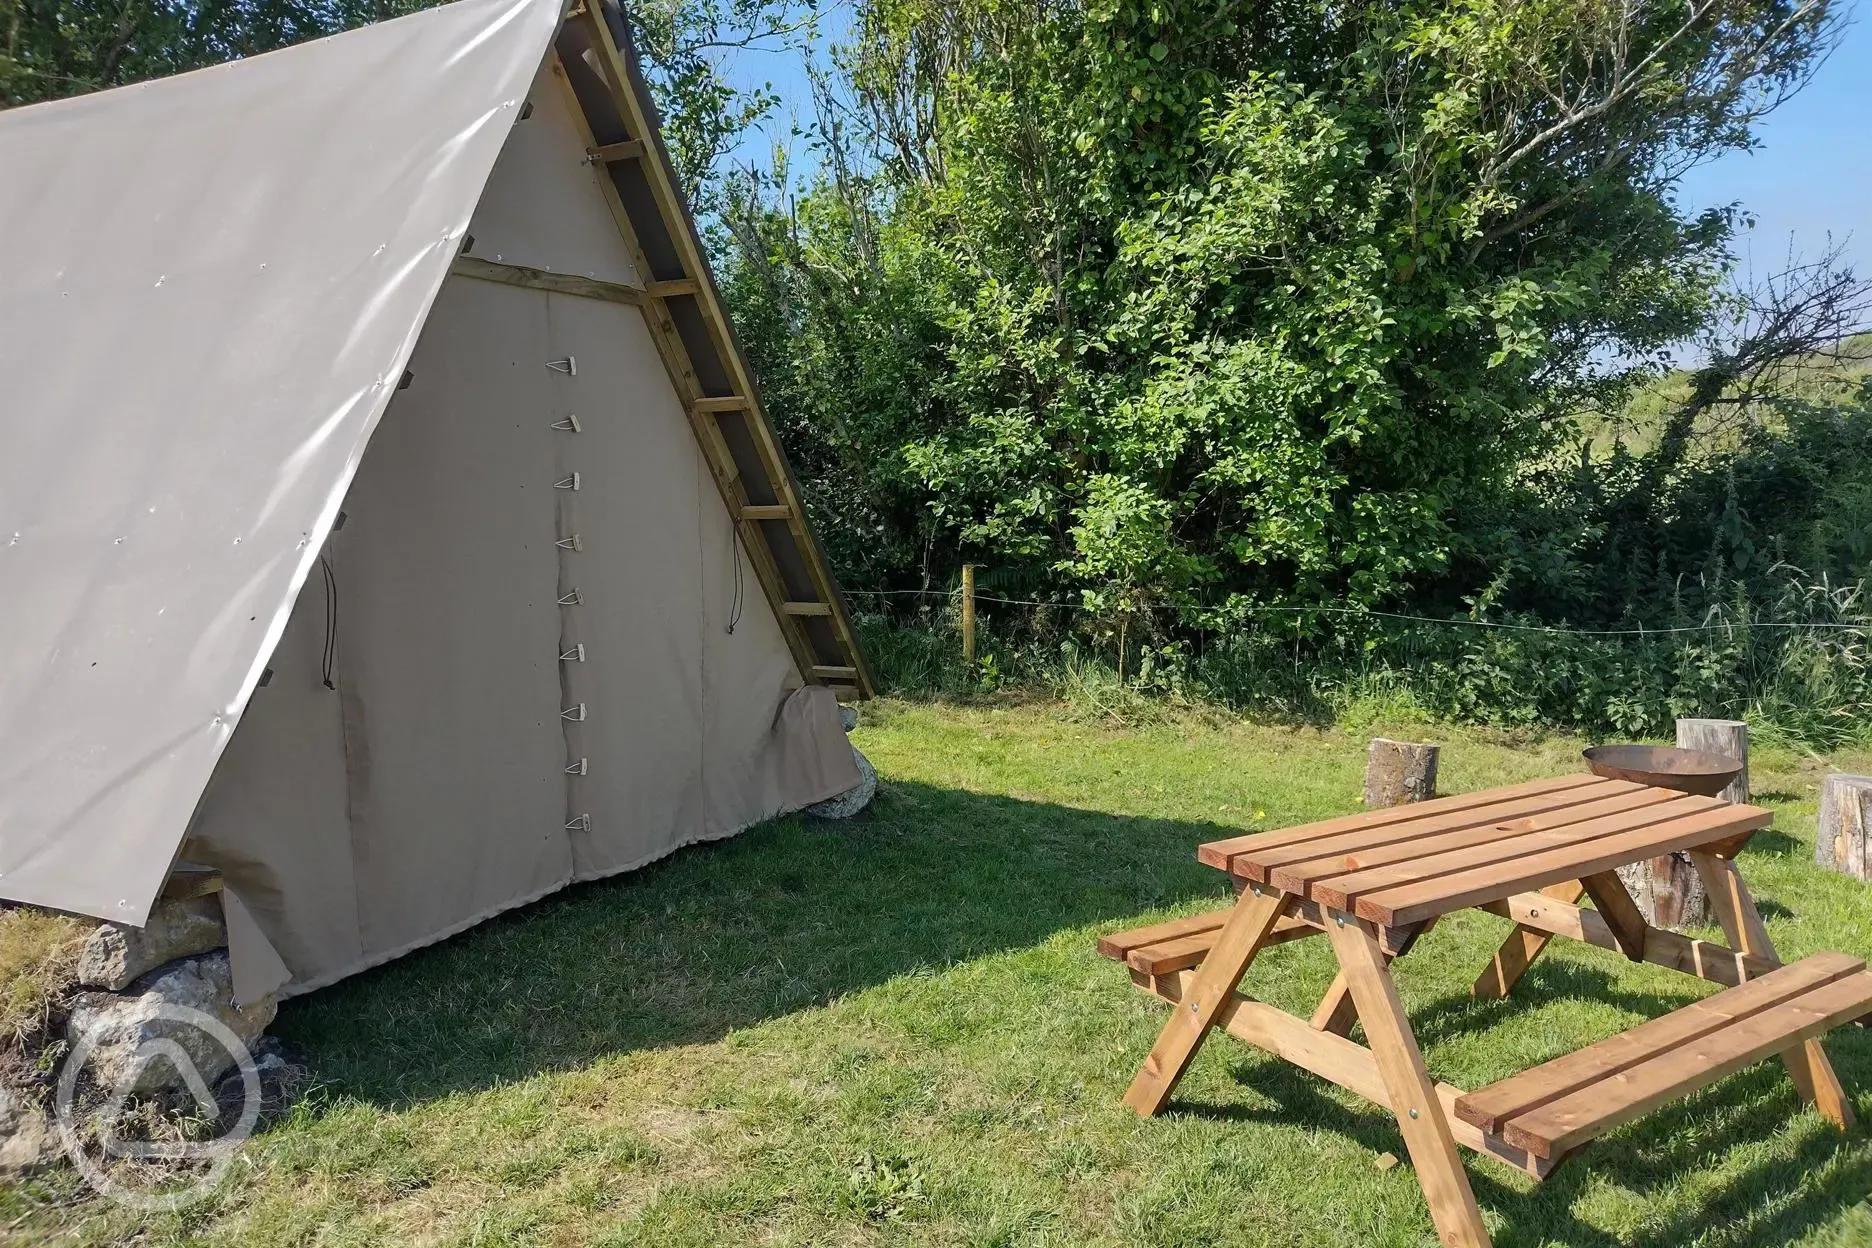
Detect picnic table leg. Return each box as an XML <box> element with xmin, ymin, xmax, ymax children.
<box><xmin>1313</xmin><ymin>918</ymin><xmax>1436</xmax><ymax>1036</ymax></box>
<box><xmin>1327</xmin><ymin>912</ymin><xmax>1492</xmax><ymax>1248</ymax></box>
<box><xmin>1123</xmin><ymin>884</ymin><xmax>1289</xmax><ymax>1116</ymax></box>
<box><xmin>1689</xmin><ymin>851</ymin><xmax>1855</xmax><ymax>1129</ymax></box>
<box><xmin>1472</xmin><ymin>880</ymin><xmax>1586</xmax><ymax>999</ymax></box>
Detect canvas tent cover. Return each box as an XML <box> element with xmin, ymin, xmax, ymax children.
<box><xmin>0</xmin><ymin>0</ymin><xmax>861</xmax><ymax>998</ymax></box>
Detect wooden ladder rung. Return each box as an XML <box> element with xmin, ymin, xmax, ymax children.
<box><xmin>693</xmin><ymin>395</ymin><xmax>750</xmax><ymax>414</ymax></box>
<box><xmin>740</xmin><ymin>504</ymin><xmax>791</xmax><ymax>521</ymax></box>
<box><xmin>1458</xmin><ymin>953</ymin><xmax>1872</xmax><ymax>1158</ymax></box>
<box><xmin>586</xmin><ymin>139</ymin><xmax>645</xmax><ymax>163</ymax></box>
<box><xmin>645</xmin><ymin>278</ymin><xmax>701</xmax><ymax>298</ymax></box>
<box><xmin>781</xmin><ymin>601</ymin><xmax>831</xmax><ymax>616</ymax></box>
<box><xmin>812</xmin><ymin>665</ymin><xmax>859</xmax><ymax>679</ymax></box>
<box><xmin>161</xmin><ymin>861</ymin><xmax>224</xmax><ymax>902</ymax></box>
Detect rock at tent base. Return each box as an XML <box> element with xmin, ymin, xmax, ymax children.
<box><xmin>0</xmin><ymin>1086</ymin><xmax>51</xmax><ymax>1173</ymax></box>
<box><xmin>65</xmin><ymin>952</ymin><xmax>276</xmax><ymax>1097</ymax></box>
<box><xmin>839</xmin><ymin>705</ymin><xmax>859</xmax><ymax>733</ymax></box>
<box><xmin>75</xmin><ymin>894</ymin><xmax>226</xmax><ymax>991</ymax></box>
<box><xmin>807</xmin><ymin>747</ymin><xmax>877</xmax><ymax>820</ymax></box>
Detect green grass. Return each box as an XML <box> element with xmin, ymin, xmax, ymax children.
<box><xmin>8</xmin><ymin>701</ymin><xmax>1872</xmax><ymax>1245</ymax></box>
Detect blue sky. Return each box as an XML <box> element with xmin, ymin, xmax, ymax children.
<box><xmin>721</xmin><ymin>0</ymin><xmax>1870</xmax><ymax>275</ymax></box>
<box><xmin>1677</xmin><ymin>0</ymin><xmax>1870</xmax><ymax>275</ymax></box>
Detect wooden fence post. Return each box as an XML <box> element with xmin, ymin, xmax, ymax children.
<box><xmin>960</xmin><ymin>564</ymin><xmax>976</xmax><ymax>665</ymax></box>
<box><xmin>1364</xmin><ymin>739</ymin><xmax>1440</xmax><ymax>808</ymax></box>
<box><xmin>1816</xmin><ymin>775</ymin><xmax>1872</xmax><ymax>879</ymax></box>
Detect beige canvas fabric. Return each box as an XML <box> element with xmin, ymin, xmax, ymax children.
<box><xmin>0</xmin><ymin>0</ymin><xmax>560</xmax><ymax>927</ymax></box>
<box><xmin>0</xmin><ymin>0</ymin><xmax>861</xmax><ymax>1000</ymax></box>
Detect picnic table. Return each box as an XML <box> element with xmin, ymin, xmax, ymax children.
<box><xmin>1098</xmin><ymin>773</ymin><xmax>1872</xmax><ymax>1248</ymax></box>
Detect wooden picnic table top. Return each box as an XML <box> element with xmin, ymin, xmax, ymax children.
<box><xmin>1194</xmin><ymin>773</ymin><xmax>1774</xmax><ymax>928</ymax></box>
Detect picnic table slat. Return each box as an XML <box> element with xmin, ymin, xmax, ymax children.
<box><xmin>1454</xmin><ymin>952</ymin><xmax>1865</xmax><ymax>1133</ymax></box>
<box><xmin>1305</xmin><ymin>793</ymin><xmax>1718</xmax><ymax>912</ymax></box>
<box><xmin>1250</xmin><ymin>781</ymin><xmax>1659</xmax><ymax>886</ymax></box>
<box><xmin>1354</xmin><ymin>801</ymin><xmax>1774</xmax><ymax>926</ymax></box>
<box><xmin>1195</xmin><ymin>773</ymin><xmax>1605</xmax><ymax>872</ymax></box>
<box><xmin>1501</xmin><ymin>968</ymin><xmax>1872</xmax><ymax>1158</ymax></box>
<box><xmin>1275</xmin><ymin>787</ymin><xmax>1693</xmax><ymax>902</ymax></box>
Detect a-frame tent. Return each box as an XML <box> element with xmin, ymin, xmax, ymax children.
<box><xmin>0</xmin><ymin>0</ymin><xmax>873</xmax><ymax>999</ymax></box>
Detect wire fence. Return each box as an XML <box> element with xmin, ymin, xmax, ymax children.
<box><xmin>839</xmin><ymin>587</ymin><xmax>1872</xmax><ymax>636</ymax></box>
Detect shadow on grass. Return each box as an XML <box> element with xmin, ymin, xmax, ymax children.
<box><xmin>274</xmin><ymin>780</ymin><xmax>1238</xmax><ymax>1105</ymax></box>
<box><xmin>1746</xmin><ymin>827</ymin><xmax>1805</xmax><ymax>858</ymax></box>
<box><xmin>272</xmin><ymin>777</ymin><xmax>1872</xmax><ymax>1244</ymax></box>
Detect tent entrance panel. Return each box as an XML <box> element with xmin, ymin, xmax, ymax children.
<box><xmin>186</xmin><ymin>274</ymin><xmax>577</xmax><ymax>991</ymax></box>
<box><xmin>328</xmin><ymin>274</ymin><xmax>575</xmax><ymax>969</ymax></box>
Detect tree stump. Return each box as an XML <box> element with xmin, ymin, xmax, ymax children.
<box><xmin>1616</xmin><ymin>718</ymin><xmax>1745</xmax><ymax>929</ymax></box>
<box><xmin>1815</xmin><ymin>775</ymin><xmax>1872</xmax><ymax>879</ymax></box>
<box><xmin>1676</xmin><ymin>718</ymin><xmax>1750</xmax><ymax>804</ymax></box>
<box><xmin>1364</xmin><ymin>739</ymin><xmax>1439</xmax><ymax>808</ymax></box>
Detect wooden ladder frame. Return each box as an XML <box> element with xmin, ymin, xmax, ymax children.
<box><xmin>533</xmin><ymin>1</ymin><xmax>874</xmax><ymax>699</ymax></box>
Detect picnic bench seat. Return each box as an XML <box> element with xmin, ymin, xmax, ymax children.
<box><xmin>1096</xmin><ymin>910</ymin><xmax>1322</xmax><ymax>976</ymax></box>
<box><xmin>1455</xmin><ymin>952</ymin><xmax>1872</xmax><ymax>1158</ymax></box>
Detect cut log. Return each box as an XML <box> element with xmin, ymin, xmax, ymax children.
<box><xmin>1676</xmin><ymin>718</ymin><xmax>1750</xmax><ymax>804</ymax></box>
<box><xmin>1816</xmin><ymin>775</ymin><xmax>1872</xmax><ymax>880</ymax></box>
<box><xmin>1616</xmin><ymin>718</ymin><xmax>1744</xmax><ymax>929</ymax></box>
<box><xmin>1615</xmin><ymin>852</ymin><xmax>1708</xmax><ymax>931</ymax></box>
<box><xmin>1363</xmin><ymin>738</ymin><xmax>1439</xmax><ymax>809</ymax></box>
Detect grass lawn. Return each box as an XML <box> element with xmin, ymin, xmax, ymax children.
<box><xmin>8</xmin><ymin>700</ymin><xmax>1872</xmax><ymax>1246</ymax></box>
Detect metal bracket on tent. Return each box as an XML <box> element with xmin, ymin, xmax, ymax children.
<box><xmin>551</xmin><ymin>414</ymin><xmax>582</xmax><ymax>433</ymax></box>
<box><xmin>560</xmin><ymin>643</ymin><xmax>586</xmax><ymax>662</ymax></box>
<box><xmin>397</xmin><ymin>370</ymin><xmax>414</xmax><ymax>390</ymax></box>
<box><xmin>555</xmin><ymin>473</ymin><xmax>581</xmax><ymax>491</ymax></box>
<box><xmin>546</xmin><ymin>356</ymin><xmax>577</xmax><ymax>376</ymax></box>
<box><xmin>561</xmin><ymin>703</ymin><xmax>587</xmax><ymax>721</ymax></box>
<box><xmin>566</xmin><ymin>758</ymin><xmax>588</xmax><ymax>775</ymax></box>
<box><xmin>565</xmin><ymin>813</ymin><xmax>592</xmax><ymax>832</ymax></box>
<box><xmin>555</xmin><ymin>534</ymin><xmax>583</xmax><ymax>552</ymax></box>
<box><xmin>557</xmin><ymin>589</ymin><xmax>583</xmax><ymax>606</ymax></box>
<box><xmin>519</xmin><ymin>100</ymin><xmax>534</xmax><ymax>121</ymax></box>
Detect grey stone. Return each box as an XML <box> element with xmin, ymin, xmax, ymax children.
<box><xmin>839</xmin><ymin>705</ymin><xmax>859</xmax><ymax>733</ymax></box>
<box><xmin>65</xmin><ymin>952</ymin><xmax>276</xmax><ymax>1097</ymax></box>
<box><xmin>806</xmin><ymin>746</ymin><xmax>877</xmax><ymax>819</ymax></box>
<box><xmin>0</xmin><ymin>1085</ymin><xmax>51</xmax><ymax>1172</ymax></box>
<box><xmin>75</xmin><ymin>894</ymin><xmax>226</xmax><ymax>992</ymax></box>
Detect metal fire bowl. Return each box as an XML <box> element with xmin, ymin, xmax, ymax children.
<box><xmin>1582</xmin><ymin>744</ymin><xmax>1743</xmax><ymax>797</ymax></box>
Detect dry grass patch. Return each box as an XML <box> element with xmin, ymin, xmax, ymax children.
<box><xmin>0</xmin><ymin>907</ymin><xmax>87</xmax><ymax>1078</ymax></box>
